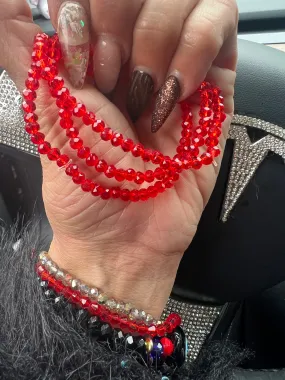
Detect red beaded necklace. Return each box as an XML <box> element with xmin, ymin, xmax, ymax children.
<box><xmin>22</xmin><ymin>33</ymin><xmax>225</xmax><ymax>202</ymax></box>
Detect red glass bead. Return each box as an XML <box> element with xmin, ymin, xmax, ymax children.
<box><xmin>205</xmin><ymin>137</ymin><xmax>219</xmax><ymax>147</ymax></box>
<box><xmin>154</xmin><ymin>168</ymin><xmax>165</xmax><ymax>180</ymax></box>
<box><xmin>95</xmin><ymin>160</ymin><xmax>108</xmax><ymax>173</ymax></box>
<box><xmin>25</xmin><ymin>77</ymin><xmax>39</xmax><ymax>90</ymax></box>
<box><xmin>147</xmin><ymin>325</ymin><xmax>157</xmax><ymax>337</ymax></box>
<box><xmin>164</xmin><ymin>322</ymin><xmax>173</xmax><ymax>334</ymax></box>
<box><xmin>101</xmin><ymin>128</ymin><xmax>113</xmax><ymax>141</ymax></box>
<box><xmin>125</xmin><ymin>168</ymin><xmax>136</xmax><ymax>181</ymax></box>
<box><xmin>62</xmin><ymin>96</ymin><xmax>77</xmax><ymax>111</ymax></box>
<box><xmin>60</xmin><ymin>118</ymin><xmax>73</xmax><ymax>130</ymax></box>
<box><xmin>82</xmin><ymin>111</ymin><xmax>95</xmax><ymax>125</ymax></box>
<box><xmin>65</xmin><ymin>164</ymin><xmax>79</xmax><ymax>176</ymax></box>
<box><xmin>38</xmin><ymin>141</ymin><xmax>51</xmax><ymax>154</ymax></box>
<box><xmin>81</xmin><ymin>179</ymin><xmax>95</xmax><ymax>192</ymax></box>
<box><xmin>66</xmin><ymin>127</ymin><xmax>78</xmax><ymax>138</ymax></box>
<box><xmin>37</xmin><ymin>264</ymin><xmax>44</xmax><ymax>274</ymax></box>
<box><xmin>182</xmin><ymin>120</ymin><xmax>191</xmax><ymax>129</ymax></box>
<box><xmin>189</xmin><ymin>145</ymin><xmax>199</xmax><ymax>157</ymax></box>
<box><xmin>156</xmin><ymin>325</ymin><xmax>166</xmax><ymax>337</ymax></box>
<box><xmin>154</xmin><ymin>181</ymin><xmax>166</xmax><ymax>193</ymax></box>
<box><xmin>31</xmin><ymin>49</ymin><xmax>45</xmax><ymax>61</ymax></box>
<box><xmin>130</xmin><ymin>190</ymin><xmax>140</xmax><ymax>202</ymax></box>
<box><xmin>56</xmin><ymin>87</ymin><xmax>69</xmax><ymax>99</ymax></box>
<box><xmin>194</xmin><ymin>127</ymin><xmax>207</xmax><ymax>137</ymax></box>
<box><xmin>31</xmin><ymin>132</ymin><xmax>45</xmax><ymax>144</ymax></box>
<box><xmin>139</xmin><ymin>189</ymin><xmax>149</xmax><ymax>201</ymax></box>
<box><xmin>22</xmin><ymin>101</ymin><xmax>36</xmax><ymax>113</ymax></box>
<box><xmin>73</xmin><ymin>103</ymin><xmax>86</xmax><ymax>117</ymax></box>
<box><xmin>86</xmin><ymin>153</ymin><xmax>98</xmax><ymax>167</ymax></box>
<box><xmin>62</xmin><ymin>286</ymin><xmax>74</xmax><ymax>299</ymax></box>
<box><xmin>207</xmin><ymin>146</ymin><xmax>221</xmax><ymax>157</ymax></box>
<box><xmin>92</xmin><ymin>120</ymin><xmax>105</xmax><ymax>133</ymax></box>
<box><xmin>208</xmin><ymin>127</ymin><xmax>221</xmax><ymax>138</ymax></box>
<box><xmin>145</xmin><ymin>170</ymin><xmax>154</xmax><ymax>183</ymax></box>
<box><xmin>181</xmin><ymin>128</ymin><xmax>192</xmax><ymax>138</ymax></box>
<box><xmin>132</xmin><ymin>143</ymin><xmax>144</xmax><ymax>157</ymax></box>
<box><xmin>70</xmin><ymin>291</ymin><xmax>81</xmax><ymax>305</ymax></box>
<box><xmin>47</xmin><ymin>148</ymin><xmax>60</xmax><ymax>161</ymax></box>
<box><xmin>57</xmin><ymin>154</ymin><xmax>69</xmax><ymax>167</ymax></box>
<box><xmin>25</xmin><ymin>122</ymin><xmax>39</xmax><ymax>135</ymax></box>
<box><xmin>41</xmin><ymin>66</ymin><xmax>58</xmax><ymax>81</ymax></box>
<box><xmin>49</xmin><ymin>76</ymin><xmax>64</xmax><ymax>91</ymax></box>
<box><xmin>48</xmin><ymin>47</ymin><xmax>62</xmax><ymax>62</ymax></box>
<box><xmin>141</xmin><ymin>149</ymin><xmax>153</xmax><ymax>163</ymax></box>
<box><xmin>111</xmin><ymin>133</ymin><xmax>123</xmax><ymax>147</ymax></box>
<box><xmin>213</xmin><ymin>103</ymin><xmax>225</xmax><ymax>113</ymax></box>
<box><xmin>193</xmin><ymin>135</ymin><xmax>204</xmax><ymax>147</ymax></box>
<box><xmin>59</xmin><ymin>109</ymin><xmax>72</xmax><ymax>119</ymax></box>
<box><xmin>121</xmin><ymin>138</ymin><xmax>134</xmax><ymax>152</ymax></box>
<box><xmin>77</xmin><ymin>146</ymin><xmax>90</xmax><ymax>159</ymax></box>
<box><xmin>54</xmin><ymin>281</ymin><xmax>64</xmax><ymax>293</ymax></box>
<box><xmin>199</xmin><ymin>108</ymin><xmax>212</xmax><ymax>118</ymax></box>
<box><xmin>160</xmin><ymin>157</ymin><xmax>171</xmax><ymax>169</ymax></box>
<box><xmin>200</xmin><ymin>99</ymin><xmax>212</xmax><ymax>108</ymax></box>
<box><xmin>28</xmin><ymin>68</ymin><xmax>40</xmax><ymax>79</ymax></box>
<box><xmin>101</xmin><ymin>188</ymin><xmax>112</xmax><ymax>200</ymax></box>
<box><xmin>192</xmin><ymin>157</ymin><xmax>202</xmax><ymax>170</ymax></box>
<box><xmin>88</xmin><ymin>302</ymin><xmax>102</xmax><ymax>316</ymax></box>
<box><xmin>111</xmin><ymin>187</ymin><xmax>121</xmax><ymax>199</ymax></box>
<box><xmin>120</xmin><ymin>189</ymin><xmax>130</xmax><ymax>201</ymax></box>
<box><xmin>104</xmin><ymin>165</ymin><xmax>115</xmax><ymax>178</ymax></box>
<box><xmin>70</xmin><ymin>137</ymin><xmax>83</xmax><ymax>150</ymax></box>
<box><xmin>160</xmin><ymin>337</ymin><xmax>174</xmax><ymax>356</ymax></box>
<box><xmin>179</xmin><ymin>137</ymin><xmax>188</xmax><ymax>146</ymax></box>
<box><xmin>138</xmin><ymin>325</ymin><xmax>148</xmax><ymax>335</ymax></box>
<box><xmin>92</xmin><ymin>185</ymin><xmax>104</xmax><ymax>197</ymax></box>
<box><xmin>100</xmin><ymin>310</ymin><xmax>111</xmax><ymax>323</ymax></box>
<box><xmin>23</xmin><ymin>88</ymin><xmax>36</xmax><ymax>101</ymax></box>
<box><xmin>148</xmin><ymin>186</ymin><xmax>158</xmax><ymax>198</ymax></box>
<box><xmin>201</xmin><ymin>152</ymin><xmax>213</xmax><ymax>165</ymax></box>
<box><xmin>134</xmin><ymin>172</ymin><xmax>145</xmax><ymax>185</ymax></box>
<box><xmin>73</xmin><ymin>172</ymin><xmax>85</xmax><ymax>184</ymax></box>
<box><xmin>152</xmin><ymin>151</ymin><xmax>164</xmax><ymax>165</ymax></box>
<box><xmin>115</xmin><ymin>169</ymin><xmax>126</xmax><ymax>182</ymax></box>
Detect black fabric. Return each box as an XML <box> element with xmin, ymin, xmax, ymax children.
<box><xmin>174</xmin><ymin>40</ymin><xmax>285</xmax><ymax>303</ymax></box>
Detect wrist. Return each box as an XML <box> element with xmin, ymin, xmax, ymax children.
<box><xmin>48</xmin><ymin>235</ymin><xmax>183</xmax><ymax>318</ymax></box>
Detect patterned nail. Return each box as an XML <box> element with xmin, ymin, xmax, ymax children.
<box><xmin>127</xmin><ymin>70</ymin><xmax>154</xmax><ymax>122</ymax></box>
<box><xmin>58</xmin><ymin>1</ymin><xmax>90</xmax><ymax>89</ymax></box>
<box><xmin>151</xmin><ymin>76</ymin><xmax>181</xmax><ymax>133</ymax></box>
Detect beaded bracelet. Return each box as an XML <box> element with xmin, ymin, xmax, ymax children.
<box><xmin>38</xmin><ymin>277</ymin><xmax>187</xmax><ymax>371</ymax></box>
<box><xmin>39</xmin><ymin>251</ymin><xmax>157</xmax><ymax>325</ymax></box>
<box><xmin>37</xmin><ymin>253</ymin><xmax>181</xmax><ymax>337</ymax></box>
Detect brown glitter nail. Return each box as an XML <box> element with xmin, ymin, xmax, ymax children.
<box><xmin>127</xmin><ymin>70</ymin><xmax>154</xmax><ymax>122</ymax></box>
<box><xmin>151</xmin><ymin>76</ymin><xmax>181</xmax><ymax>133</ymax></box>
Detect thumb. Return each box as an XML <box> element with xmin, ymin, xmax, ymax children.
<box><xmin>0</xmin><ymin>0</ymin><xmax>41</xmax><ymax>90</ymax></box>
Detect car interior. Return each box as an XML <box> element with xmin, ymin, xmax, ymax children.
<box><xmin>1</xmin><ymin>1</ymin><xmax>285</xmax><ymax>378</ymax></box>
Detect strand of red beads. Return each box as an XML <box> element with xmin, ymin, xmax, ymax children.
<box><xmin>36</xmin><ymin>263</ymin><xmax>181</xmax><ymax>338</ymax></box>
<box><xmin>23</xmin><ymin>33</ymin><xmax>225</xmax><ymax>202</ymax></box>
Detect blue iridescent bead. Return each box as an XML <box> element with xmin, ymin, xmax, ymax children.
<box><xmin>150</xmin><ymin>338</ymin><xmax>163</xmax><ymax>359</ymax></box>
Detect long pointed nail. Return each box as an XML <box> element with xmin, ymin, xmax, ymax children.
<box><xmin>127</xmin><ymin>70</ymin><xmax>154</xmax><ymax>122</ymax></box>
<box><xmin>58</xmin><ymin>2</ymin><xmax>90</xmax><ymax>89</ymax></box>
<box><xmin>151</xmin><ymin>76</ymin><xmax>181</xmax><ymax>133</ymax></box>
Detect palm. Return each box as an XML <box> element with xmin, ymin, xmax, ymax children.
<box><xmin>38</xmin><ymin>65</ymin><xmax>234</xmax><ymax>259</ymax></box>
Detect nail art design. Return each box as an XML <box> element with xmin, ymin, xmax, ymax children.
<box><xmin>151</xmin><ymin>76</ymin><xmax>181</xmax><ymax>133</ymax></box>
<box><xmin>58</xmin><ymin>2</ymin><xmax>89</xmax><ymax>89</ymax></box>
<box><xmin>127</xmin><ymin>70</ymin><xmax>154</xmax><ymax>122</ymax></box>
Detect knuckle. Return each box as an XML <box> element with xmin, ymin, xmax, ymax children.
<box><xmin>135</xmin><ymin>11</ymin><xmax>175</xmax><ymax>36</ymax></box>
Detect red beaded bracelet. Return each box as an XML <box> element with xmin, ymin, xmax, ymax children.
<box><xmin>23</xmin><ymin>33</ymin><xmax>225</xmax><ymax>203</ymax></box>
<box><xmin>37</xmin><ymin>263</ymin><xmax>181</xmax><ymax>338</ymax></box>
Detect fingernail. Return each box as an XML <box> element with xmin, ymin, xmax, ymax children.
<box><xmin>93</xmin><ymin>37</ymin><xmax>121</xmax><ymax>95</ymax></box>
<box><xmin>58</xmin><ymin>1</ymin><xmax>90</xmax><ymax>89</ymax></box>
<box><xmin>127</xmin><ymin>70</ymin><xmax>154</xmax><ymax>122</ymax></box>
<box><xmin>151</xmin><ymin>76</ymin><xmax>181</xmax><ymax>133</ymax></box>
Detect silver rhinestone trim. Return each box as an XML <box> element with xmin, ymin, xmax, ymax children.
<box><xmin>222</xmin><ymin>116</ymin><xmax>285</xmax><ymax>221</ymax></box>
<box><xmin>0</xmin><ymin>71</ymin><xmax>38</xmax><ymax>156</ymax></box>
<box><xmin>162</xmin><ymin>299</ymin><xmax>222</xmax><ymax>363</ymax></box>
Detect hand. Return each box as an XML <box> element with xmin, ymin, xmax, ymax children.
<box><xmin>0</xmin><ymin>0</ymin><xmax>238</xmax><ymax>318</ymax></box>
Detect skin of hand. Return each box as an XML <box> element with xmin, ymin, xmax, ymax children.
<box><xmin>0</xmin><ymin>0</ymin><xmax>238</xmax><ymax>318</ymax></box>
